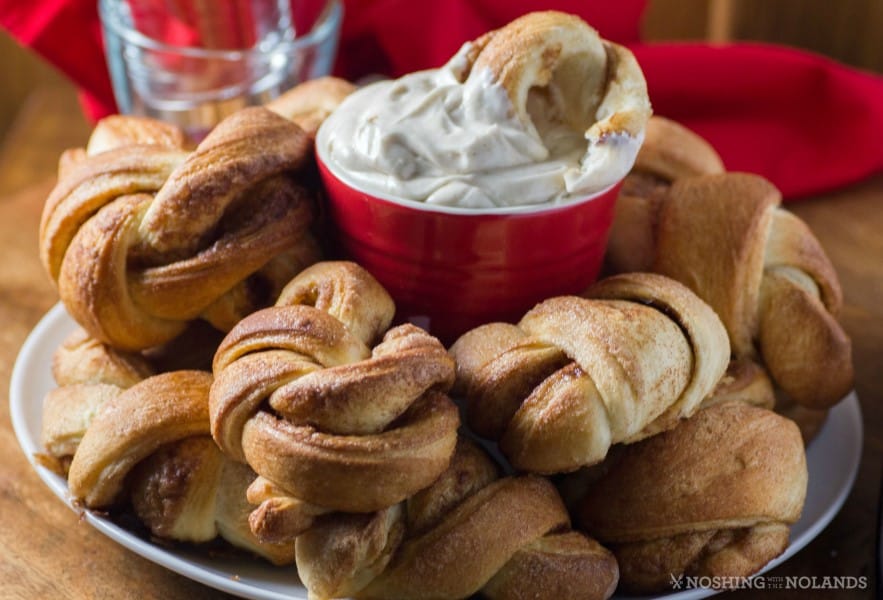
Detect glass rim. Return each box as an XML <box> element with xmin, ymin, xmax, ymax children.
<box><xmin>98</xmin><ymin>0</ymin><xmax>342</xmax><ymax>59</ymax></box>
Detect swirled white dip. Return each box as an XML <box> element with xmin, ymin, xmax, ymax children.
<box><xmin>317</xmin><ymin>47</ymin><xmax>644</xmax><ymax>209</ymax></box>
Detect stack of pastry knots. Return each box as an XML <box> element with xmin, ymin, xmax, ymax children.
<box><xmin>209</xmin><ymin>261</ymin><xmax>460</xmax><ymax>543</ymax></box>
<box><xmin>449</xmin><ymin>272</ymin><xmax>729</xmax><ymax>474</ymax></box>
<box><xmin>606</xmin><ymin>117</ymin><xmax>853</xmax><ymax>413</ymax></box>
<box><xmin>576</xmin><ymin>401</ymin><xmax>808</xmax><ymax>593</ymax></box>
<box><xmin>40</xmin><ymin>332</ymin><xmax>294</xmax><ymax>565</ymax></box>
<box><xmin>36</xmin><ymin>79</ymin><xmax>368</xmax><ymax>564</ymax></box>
<box><xmin>31</xmin><ymin>24</ymin><xmax>828</xmax><ymax>598</ymax></box>
<box><xmin>39</xmin><ymin>106</ymin><xmax>320</xmax><ymax>350</ymax></box>
<box><xmin>296</xmin><ymin>438</ymin><xmax>619</xmax><ymax>600</ymax></box>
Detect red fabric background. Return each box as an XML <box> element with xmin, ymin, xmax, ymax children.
<box><xmin>2</xmin><ymin>0</ymin><xmax>882</xmax><ymax>199</ymax></box>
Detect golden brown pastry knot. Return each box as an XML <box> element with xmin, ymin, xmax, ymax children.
<box><xmin>295</xmin><ymin>438</ymin><xmax>619</xmax><ymax>600</ymax></box>
<box><xmin>61</xmin><ymin>369</ymin><xmax>294</xmax><ymax>565</ymax></box>
<box><xmin>607</xmin><ymin>116</ymin><xmax>725</xmax><ymax>274</ymax></box>
<box><xmin>39</xmin><ymin>107</ymin><xmax>320</xmax><ymax>351</ymax></box>
<box><xmin>451</xmin><ymin>11</ymin><xmax>650</xmax><ymax>178</ymax></box>
<box><xmin>576</xmin><ymin>402</ymin><xmax>807</xmax><ymax>594</ymax></box>
<box><xmin>449</xmin><ymin>272</ymin><xmax>729</xmax><ymax>474</ymax></box>
<box><xmin>209</xmin><ymin>261</ymin><xmax>460</xmax><ymax>542</ymax></box>
<box><xmin>266</xmin><ymin>76</ymin><xmax>357</xmax><ymax>138</ymax></box>
<box><xmin>609</xmin><ymin>171</ymin><xmax>852</xmax><ymax>409</ymax></box>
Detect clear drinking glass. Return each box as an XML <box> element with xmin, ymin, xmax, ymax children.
<box><xmin>99</xmin><ymin>0</ymin><xmax>343</xmax><ymax>138</ymax></box>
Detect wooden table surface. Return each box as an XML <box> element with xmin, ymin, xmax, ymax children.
<box><xmin>0</xmin><ymin>89</ymin><xmax>880</xmax><ymax>600</ymax></box>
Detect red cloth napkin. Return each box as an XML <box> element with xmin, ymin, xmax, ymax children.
<box><xmin>633</xmin><ymin>43</ymin><xmax>883</xmax><ymax>199</ymax></box>
<box><xmin>0</xmin><ymin>0</ymin><xmax>113</xmax><ymax>125</ymax></box>
<box><xmin>2</xmin><ymin>0</ymin><xmax>882</xmax><ymax>199</ymax></box>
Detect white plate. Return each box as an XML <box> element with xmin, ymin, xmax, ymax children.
<box><xmin>10</xmin><ymin>304</ymin><xmax>864</xmax><ymax>600</ymax></box>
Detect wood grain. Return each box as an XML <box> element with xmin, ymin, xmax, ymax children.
<box><xmin>644</xmin><ymin>0</ymin><xmax>883</xmax><ymax>74</ymax></box>
<box><xmin>727</xmin><ymin>0</ymin><xmax>883</xmax><ymax>74</ymax></box>
<box><xmin>0</xmin><ymin>101</ymin><xmax>879</xmax><ymax>599</ymax></box>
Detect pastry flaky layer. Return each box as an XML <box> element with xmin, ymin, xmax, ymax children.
<box><xmin>576</xmin><ymin>401</ymin><xmax>807</xmax><ymax>593</ymax></box>
<box><xmin>449</xmin><ymin>272</ymin><xmax>729</xmax><ymax>474</ymax></box>
<box><xmin>606</xmin><ymin>117</ymin><xmax>853</xmax><ymax>410</ymax></box>
<box><xmin>296</xmin><ymin>438</ymin><xmax>619</xmax><ymax>600</ymax></box>
<box><xmin>41</xmin><ymin>336</ymin><xmax>295</xmax><ymax>565</ymax></box>
<box><xmin>209</xmin><ymin>261</ymin><xmax>460</xmax><ymax>543</ymax></box>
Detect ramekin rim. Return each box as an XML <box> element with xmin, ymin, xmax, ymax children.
<box><xmin>314</xmin><ymin>131</ymin><xmax>621</xmax><ymax>217</ymax></box>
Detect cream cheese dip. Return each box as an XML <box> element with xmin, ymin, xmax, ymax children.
<box><xmin>317</xmin><ymin>19</ymin><xmax>651</xmax><ymax>209</ymax></box>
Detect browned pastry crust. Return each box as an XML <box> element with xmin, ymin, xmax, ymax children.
<box><xmin>209</xmin><ymin>261</ymin><xmax>460</xmax><ymax>543</ymax></box>
<box><xmin>704</xmin><ymin>360</ymin><xmax>828</xmax><ymax>442</ymax></box>
<box><xmin>52</xmin><ymin>327</ymin><xmax>154</xmax><ymax>387</ymax></box>
<box><xmin>39</xmin><ymin>107</ymin><xmax>319</xmax><ymax>350</ymax></box>
<box><xmin>40</xmin><ymin>328</ymin><xmax>154</xmax><ymax>472</ymax></box>
<box><xmin>266</xmin><ymin>76</ymin><xmax>357</xmax><ymax>138</ymax></box>
<box><xmin>40</xmin><ymin>322</ymin><xmax>231</xmax><ymax>474</ymax></box>
<box><xmin>652</xmin><ymin>174</ymin><xmax>852</xmax><ymax>408</ymax></box>
<box><xmin>85</xmin><ymin>114</ymin><xmax>189</xmax><ymax>155</ymax></box>
<box><xmin>577</xmin><ymin>402</ymin><xmax>807</xmax><ymax>594</ymax></box>
<box><xmin>295</xmin><ymin>439</ymin><xmax>619</xmax><ymax>600</ymax></box>
<box><xmin>449</xmin><ymin>272</ymin><xmax>729</xmax><ymax>474</ymax></box>
<box><xmin>607</xmin><ymin>118</ymin><xmax>852</xmax><ymax>409</ymax></box>
<box><xmin>631</xmin><ymin>115</ymin><xmax>725</xmax><ymax>182</ymax></box>
<box><xmin>127</xmin><ymin>434</ymin><xmax>295</xmax><ymax>565</ymax></box>
<box><xmin>607</xmin><ymin>116</ymin><xmax>725</xmax><ymax>274</ymax></box>
<box><xmin>56</xmin><ymin>367</ymin><xmax>294</xmax><ymax>564</ymax></box>
<box><xmin>68</xmin><ymin>370</ymin><xmax>214</xmax><ymax>506</ymax></box>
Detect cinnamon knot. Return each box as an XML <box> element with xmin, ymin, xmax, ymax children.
<box><xmin>450</xmin><ymin>272</ymin><xmax>730</xmax><ymax>474</ymax></box>
<box><xmin>39</xmin><ymin>108</ymin><xmax>319</xmax><ymax>350</ymax></box>
<box><xmin>209</xmin><ymin>262</ymin><xmax>459</xmax><ymax>541</ymax></box>
<box><xmin>608</xmin><ymin>143</ymin><xmax>853</xmax><ymax>409</ymax></box>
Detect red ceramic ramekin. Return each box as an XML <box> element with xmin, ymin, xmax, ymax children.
<box><xmin>315</xmin><ymin>153</ymin><xmax>620</xmax><ymax>345</ymax></box>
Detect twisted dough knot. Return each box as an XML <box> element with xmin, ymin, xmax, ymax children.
<box><xmin>296</xmin><ymin>438</ymin><xmax>619</xmax><ymax>600</ymax></box>
<box><xmin>51</xmin><ymin>364</ymin><xmax>293</xmax><ymax>565</ymax></box>
<box><xmin>577</xmin><ymin>402</ymin><xmax>807</xmax><ymax>593</ymax></box>
<box><xmin>450</xmin><ymin>272</ymin><xmax>729</xmax><ymax>474</ymax></box>
<box><xmin>610</xmin><ymin>164</ymin><xmax>852</xmax><ymax>408</ymax></box>
<box><xmin>39</xmin><ymin>107</ymin><xmax>319</xmax><ymax>351</ymax></box>
<box><xmin>209</xmin><ymin>261</ymin><xmax>459</xmax><ymax>539</ymax></box>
